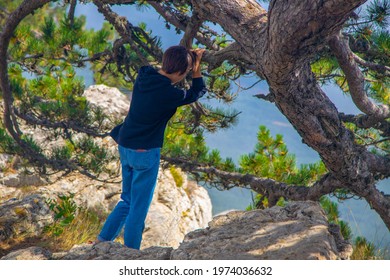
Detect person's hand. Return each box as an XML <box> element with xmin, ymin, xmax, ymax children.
<box><xmin>191</xmin><ymin>48</ymin><xmax>205</xmax><ymax>78</ymax></box>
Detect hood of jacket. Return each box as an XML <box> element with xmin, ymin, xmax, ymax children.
<box><xmin>136</xmin><ymin>66</ymin><xmax>171</xmax><ymax>92</ymax></box>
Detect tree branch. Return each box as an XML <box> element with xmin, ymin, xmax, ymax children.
<box><xmin>203</xmin><ymin>42</ymin><xmax>255</xmax><ymax>72</ymax></box>
<box><xmin>14</xmin><ymin>109</ymin><xmax>110</xmax><ymax>138</ymax></box>
<box><xmin>148</xmin><ymin>1</ymin><xmax>257</xmax><ymax>73</ymax></box>
<box><xmin>340</xmin><ymin>113</ymin><xmax>390</xmax><ymax>137</ymax></box>
<box><xmin>161</xmin><ymin>155</ymin><xmax>342</xmax><ymax>204</ymax></box>
<box><xmin>92</xmin><ymin>0</ymin><xmax>163</xmax><ymax>64</ymax></box>
<box><xmin>352</xmin><ymin>52</ymin><xmax>390</xmax><ymax>76</ymax></box>
<box><xmin>0</xmin><ymin>0</ymin><xmax>52</xmax><ymax>150</ymax></box>
<box><xmin>67</xmin><ymin>0</ymin><xmax>77</xmax><ymax>27</ymax></box>
<box><xmin>254</xmin><ymin>93</ymin><xmax>275</xmax><ymax>103</ymax></box>
<box><xmin>149</xmin><ymin>1</ymin><xmax>220</xmax><ymax>51</ymax></box>
<box><xmin>329</xmin><ymin>33</ymin><xmax>389</xmax><ymax>121</ymax></box>
<box><xmin>179</xmin><ymin>9</ymin><xmax>203</xmax><ymax>49</ymax></box>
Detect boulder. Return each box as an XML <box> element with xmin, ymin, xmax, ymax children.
<box><xmin>0</xmin><ymin>194</ymin><xmax>53</xmax><ymax>242</ymax></box>
<box><xmin>53</xmin><ymin>242</ymin><xmax>172</xmax><ymax>260</ymax></box>
<box><xmin>1</xmin><ymin>246</ymin><xmax>52</xmax><ymax>260</ymax></box>
<box><xmin>171</xmin><ymin>201</ymin><xmax>352</xmax><ymax>260</ymax></box>
<box><xmin>83</xmin><ymin>84</ymin><xmax>130</xmax><ymax>123</ymax></box>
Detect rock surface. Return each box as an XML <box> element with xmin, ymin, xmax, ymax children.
<box><xmin>1</xmin><ymin>246</ymin><xmax>52</xmax><ymax>260</ymax></box>
<box><xmin>0</xmin><ymin>84</ymin><xmax>212</xmax><ymax>255</ymax></box>
<box><xmin>53</xmin><ymin>242</ymin><xmax>173</xmax><ymax>260</ymax></box>
<box><xmin>0</xmin><ymin>194</ymin><xmax>53</xmax><ymax>242</ymax></box>
<box><xmin>143</xmin><ymin>169</ymin><xmax>212</xmax><ymax>249</ymax></box>
<box><xmin>83</xmin><ymin>84</ymin><xmax>130</xmax><ymax>122</ymax></box>
<box><xmin>171</xmin><ymin>201</ymin><xmax>351</xmax><ymax>260</ymax></box>
<box><xmin>1</xmin><ymin>201</ymin><xmax>352</xmax><ymax>260</ymax></box>
<box><xmin>0</xmin><ymin>167</ymin><xmax>212</xmax><ymax>250</ymax></box>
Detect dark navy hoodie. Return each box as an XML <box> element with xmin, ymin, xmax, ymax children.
<box><xmin>110</xmin><ymin>66</ymin><xmax>207</xmax><ymax>149</ymax></box>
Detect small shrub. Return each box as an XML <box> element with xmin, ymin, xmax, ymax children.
<box><xmin>44</xmin><ymin>194</ymin><xmax>107</xmax><ymax>251</ymax></box>
<box><xmin>351</xmin><ymin>237</ymin><xmax>379</xmax><ymax>260</ymax></box>
<box><xmin>45</xmin><ymin>193</ymin><xmax>77</xmax><ymax>236</ymax></box>
<box><xmin>170</xmin><ymin>166</ymin><xmax>184</xmax><ymax>188</ymax></box>
<box><xmin>45</xmin><ymin>209</ymin><xmax>104</xmax><ymax>251</ymax></box>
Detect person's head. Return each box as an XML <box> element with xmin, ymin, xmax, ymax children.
<box><xmin>161</xmin><ymin>46</ymin><xmax>195</xmax><ymax>83</ymax></box>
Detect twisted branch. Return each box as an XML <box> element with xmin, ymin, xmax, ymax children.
<box><xmin>329</xmin><ymin>33</ymin><xmax>389</xmax><ymax>122</ymax></box>
<box><xmin>161</xmin><ymin>155</ymin><xmax>342</xmax><ymax>206</ymax></box>
<box><xmin>93</xmin><ymin>0</ymin><xmax>163</xmax><ymax>64</ymax></box>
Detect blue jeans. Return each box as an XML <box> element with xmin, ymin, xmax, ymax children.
<box><xmin>98</xmin><ymin>145</ymin><xmax>161</xmax><ymax>249</ymax></box>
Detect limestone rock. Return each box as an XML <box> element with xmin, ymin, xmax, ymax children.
<box><xmin>83</xmin><ymin>84</ymin><xmax>130</xmax><ymax>126</ymax></box>
<box><xmin>143</xmin><ymin>168</ymin><xmax>212</xmax><ymax>249</ymax></box>
<box><xmin>0</xmin><ymin>166</ymin><xmax>212</xmax><ymax>252</ymax></box>
<box><xmin>171</xmin><ymin>201</ymin><xmax>352</xmax><ymax>260</ymax></box>
<box><xmin>0</xmin><ymin>194</ymin><xmax>53</xmax><ymax>242</ymax></box>
<box><xmin>0</xmin><ymin>153</ymin><xmax>12</xmax><ymax>169</ymax></box>
<box><xmin>54</xmin><ymin>242</ymin><xmax>172</xmax><ymax>260</ymax></box>
<box><xmin>1</xmin><ymin>246</ymin><xmax>52</xmax><ymax>260</ymax></box>
<box><xmin>1</xmin><ymin>201</ymin><xmax>352</xmax><ymax>260</ymax></box>
<box><xmin>1</xmin><ymin>173</ymin><xmax>46</xmax><ymax>188</ymax></box>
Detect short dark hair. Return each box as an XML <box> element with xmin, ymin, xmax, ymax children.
<box><xmin>161</xmin><ymin>46</ymin><xmax>194</xmax><ymax>75</ymax></box>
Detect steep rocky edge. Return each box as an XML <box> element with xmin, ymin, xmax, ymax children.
<box><xmin>1</xmin><ymin>201</ymin><xmax>352</xmax><ymax>260</ymax></box>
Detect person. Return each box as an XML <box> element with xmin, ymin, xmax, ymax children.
<box><xmin>95</xmin><ymin>46</ymin><xmax>206</xmax><ymax>249</ymax></box>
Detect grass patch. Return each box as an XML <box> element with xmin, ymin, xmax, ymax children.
<box><xmin>43</xmin><ymin>208</ymin><xmax>105</xmax><ymax>251</ymax></box>
<box><xmin>351</xmin><ymin>236</ymin><xmax>386</xmax><ymax>260</ymax></box>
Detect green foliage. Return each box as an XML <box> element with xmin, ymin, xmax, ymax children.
<box><xmin>311</xmin><ymin>56</ymin><xmax>341</xmax><ymax>84</ymax></box>
<box><xmin>45</xmin><ymin>194</ymin><xmax>78</xmax><ymax>236</ymax></box>
<box><xmin>320</xmin><ymin>196</ymin><xmax>340</xmax><ymax>224</ymax></box>
<box><xmin>246</xmin><ymin>194</ymin><xmax>285</xmax><ymax>210</ymax></box>
<box><xmin>351</xmin><ymin>236</ymin><xmax>379</xmax><ymax>260</ymax></box>
<box><xmin>344</xmin><ymin>122</ymin><xmax>389</xmax><ymax>155</ymax></box>
<box><xmin>0</xmin><ymin>127</ymin><xmax>20</xmax><ymax>154</ymax></box>
<box><xmin>20</xmin><ymin>135</ymin><xmax>42</xmax><ymax>154</ymax></box>
<box><xmin>163</xmin><ymin>120</ymin><xmax>209</xmax><ymax>161</ymax></box>
<box><xmin>163</xmin><ymin>110</ymin><xmax>238</xmax><ymax>173</ymax></box>
<box><xmin>311</xmin><ymin>0</ymin><xmax>390</xmax><ymax>117</ymax></box>
<box><xmin>320</xmin><ymin>196</ymin><xmax>354</xmax><ymax>240</ymax></box>
<box><xmin>320</xmin><ymin>196</ymin><xmax>384</xmax><ymax>259</ymax></box>
<box><xmin>366</xmin><ymin>0</ymin><xmax>390</xmax><ymax>29</ymax></box>
<box><xmin>239</xmin><ymin>126</ymin><xmax>327</xmax><ymax>185</ymax></box>
<box><xmin>206</xmin><ymin>63</ymin><xmax>238</xmax><ymax>102</ymax></box>
<box><xmin>170</xmin><ymin>166</ymin><xmax>184</xmax><ymax>187</ymax></box>
<box><xmin>52</xmin><ymin>141</ymin><xmax>74</xmax><ymax>161</ymax></box>
<box><xmin>44</xmin><ymin>194</ymin><xmax>106</xmax><ymax>251</ymax></box>
<box><xmin>49</xmin><ymin>208</ymin><xmax>103</xmax><ymax>251</ymax></box>
<box><xmin>338</xmin><ymin>220</ymin><xmax>353</xmax><ymax>241</ymax></box>
<box><xmin>69</xmin><ymin>136</ymin><xmax>115</xmax><ymax>174</ymax></box>
<box><xmin>241</xmin><ymin>126</ymin><xmax>326</xmax><ymax>210</ymax></box>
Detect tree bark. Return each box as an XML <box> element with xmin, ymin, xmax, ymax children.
<box><xmin>191</xmin><ymin>0</ymin><xmax>390</xmax><ymax>229</ymax></box>
<box><xmin>329</xmin><ymin>33</ymin><xmax>389</xmax><ymax>120</ymax></box>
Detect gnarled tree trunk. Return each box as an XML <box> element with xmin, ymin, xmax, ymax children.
<box><xmin>191</xmin><ymin>0</ymin><xmax>390</xmax><ymax>228</ymax></box>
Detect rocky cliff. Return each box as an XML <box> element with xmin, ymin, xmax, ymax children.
<box><xmin>0</xmin><ymin>162</ymin><xmax>212</xmax><ymax>252</ymax></box>
<box><xmin>2</xmin><ymin>201</ymin><xmax>352</xmax><ymax>260</ymax></box>
<box><xmin>0</xmin><ymin>84</ymin><xmax>212</xmax><ymax>252</ymax></box>
<box><xmin>1</xmin><ymin>85</ymin><xmax>352</xmax><ymax>259</ymax></box>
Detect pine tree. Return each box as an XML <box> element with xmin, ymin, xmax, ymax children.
<box><xmin>0</xmin><ymin>0</ymin><xmax>389</xmax><ymax>257</ymax></box>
